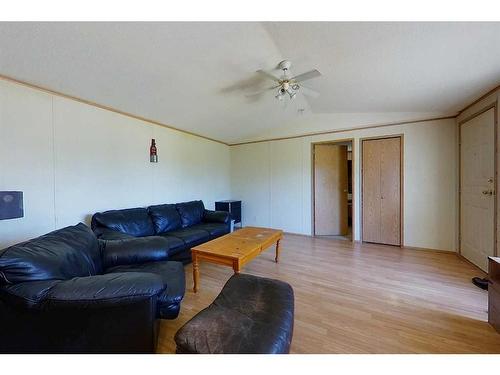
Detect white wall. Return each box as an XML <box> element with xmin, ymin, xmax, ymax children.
<box><xmin>231</xmin><ymin>118</ymin><xmax>458</xmax><ymax>252</ymax></box>
<box><xmin>0</xmin><ymin>80</ymin><xmax>230</xmax><ymax>248</ymax></box>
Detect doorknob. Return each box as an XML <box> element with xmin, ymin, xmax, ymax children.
<box><xmin>482</xmin><ymin>190</ymin><xmax>489</xmax><ymax>195</ymax></box>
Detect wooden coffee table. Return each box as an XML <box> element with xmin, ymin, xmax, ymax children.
<box><xmin>191</xmin><ymin>226</ymin><xmax>283</xmax><ymax>293</ymax></box>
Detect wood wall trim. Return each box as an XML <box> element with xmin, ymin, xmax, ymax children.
<box><xmin>458</xmin><ymin>102</ymin><xmax>497</xmax><ymax>125</ymax></box>
<box><xmin>230</xmin><ymin>116</ymin><xmax>456</xmax><ymax>146</ymax></box>
<box><xmin>3</xmin><ymin>70</ymin><xmax>498</xmax><ymax>148</ymax></box>
<box><xmin>457</xmin><ymin>83</ymin><xmax>500</xmax><ymax>117</ymax></box>
<box><xmin>0</xmin><ymin>74</ymin><xmax>230</xmax><ymax>146</ymax></box>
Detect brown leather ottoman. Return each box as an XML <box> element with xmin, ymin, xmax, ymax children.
<box><xmin>174</xmin><ymin>273</ymin><xmax>294</xmax><ymax>354</ymax></box>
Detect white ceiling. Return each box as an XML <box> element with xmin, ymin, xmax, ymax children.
<box><xmin>1</xmin><ymin>22</ymin><xmax>500</xmax><ymax>144</ymax></box>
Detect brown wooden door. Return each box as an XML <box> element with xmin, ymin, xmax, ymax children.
<box><xmin>314</xmin><ymin>144</ymin><xmax>348</xmax><ymax>236</ymax></box>
<box><xmin>362</xmin><ymin>137</ymin><xmax>401</xmax><ymax>246</ymax></box>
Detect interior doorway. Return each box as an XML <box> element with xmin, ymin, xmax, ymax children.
<box><xmin>312</xmin><ymin>140</ymin><xmax>354</xmax><ymax>241</ymax></box>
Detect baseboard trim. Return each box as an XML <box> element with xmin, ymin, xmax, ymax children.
<box><xmin>402</xmin><ymin>245</ymin><xmax>457</xmax><ymax>254</ymax></box>
<box><xmin>456</xmin><ymin>253</ymin><xmax>488</xmax><ymax>274</ymax></box>
<box><xmin>284</xmin><ymin>233</ymin><xmax>457</xmax><ymax>254</ymax></box>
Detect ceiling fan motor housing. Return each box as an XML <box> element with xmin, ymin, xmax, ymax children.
<box><xmin>278</xmin><ymin>60</ymin><xmax>292</xmax><ymax>71</ymax></box>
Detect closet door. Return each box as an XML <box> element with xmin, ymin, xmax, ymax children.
<box><xmin>362</xmin><ymin>137</ymin><xmax>402</xmax><ymax>246</ymax></box>
<box><xmin>362</xmin><ymin>139</ymin><xmax>382</xmax><ymax>243</ymax></box>
<box><xmin>380</xmin><ymin>138</ymin><xmax>401</xmax><ymax>245</ymax></box>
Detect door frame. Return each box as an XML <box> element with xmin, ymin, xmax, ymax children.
<box><xmin>360</xmin><ymin>134</ymin><xmax>404</xmax><ymax>247</ymax></box>
<box><xmin>311</xmin><ymin>138</ymin><xmax>355</xmax><ymax>242</ymax></box>
<box><xmin>458</xmin><ymin>102</ymin><xmax>498</xmax><ymax>258</ymax></box>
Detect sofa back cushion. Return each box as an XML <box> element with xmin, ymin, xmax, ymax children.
<box><xmin>148</xmin><ymin>204</ymin><xmax>182</xmax><ymax>233</ymax></box>
<box><xmin>91</xmin><ymin>207</ymin><xmax>155</xmax><ymax>237</ymax></box>
<box><xmin>176</xmin><ymin>200</ymin><xmax>205</xmax><ymax>228</ymax></box>
<box><xmin>0</xmin><ymin>223</ymin><xmax>101</xmax><ymax>284</ymax></box>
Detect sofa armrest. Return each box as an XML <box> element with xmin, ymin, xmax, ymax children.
<box><xmin>0</xmin><ymin>273</ymin><xmax>163</xmax><ymax>353</ymax></box>
<box><xmin>44</xmin><ymin>272</ymin><xmax>164</xmax><ymax>306</ymax></box>
<box><xmin>100</xmin><ymin>236</ymin><xmax>172</xmax><ymax>269</ymax></box>
<box><xmin>203</xmin><ymin>209</ymin><xmax>230</xmax><ymax>224</ymax></box>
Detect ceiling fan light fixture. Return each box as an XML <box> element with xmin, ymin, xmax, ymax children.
<box><xmin>256</xmin><ymin>60</ymin><xmax>322</xmax><ymax>104</ymax></box>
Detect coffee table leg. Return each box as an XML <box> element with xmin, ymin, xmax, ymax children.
<box><xmin>275</xmin><ymin>239</ymin><xmax>281</xmax><ymax>263</ymax></box>
<box><xmin>193</xmin><ymin>254</ymin><xmax>200</xmax><ymax>293</ymax></box>
<box><xmin>233</xmin><ymin>260</ymin><xmax>240</xmax><ymax>274</ymax></box>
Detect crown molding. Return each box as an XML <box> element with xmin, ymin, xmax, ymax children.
<box><xmin>228</xmin><ymin>115</ymin><xmax>457</xmax><ymax>146</ymax></box>
<box><xmin>5</xmin><ymin>72</ymin><xmax>500</xmax><ymax>148</ymax></box>
<box><xmin>457</xmin><ymin>83</ymin><xmax>500</xmax><ymax>117</ymax></box>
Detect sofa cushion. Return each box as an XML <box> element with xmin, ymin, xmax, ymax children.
<box><xmin>0</xmin><ymin>223</ymin><xmax>101</xmax><ymax>284</ymax></box>
<box><xmin>156</xmin><ymin>234</ymin><xmax>186</xmax><ymax>255</ymax></box>
<box><xmin>176</xmin><ymin>201</ymin><xmax>205</xmax><ymax>228</ymax></box>
<box><xmin>148</xmin><ymin>204</ymin><xmax>182</xmax><ymax>233</ymax></box>
<box><xmin>106</xmin><ymin>261</ymin><xmax>185</xmax><ymax>319</ymax></box>
<box><xmin>191</xmin><ymin>223</ymin><xmax>229</xmax><ymax>239</ymax></box>
<box><xmin>91</xmin><ymin>208</ymin><xmax>155</xmax><ymax>237</ymax></box>
<box><xmin>166</xmin><ymin>228</ymin><xmax>210</xmax><ymax>247</ymax></box>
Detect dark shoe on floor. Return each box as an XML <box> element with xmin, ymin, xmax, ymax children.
<box><xmin>472</xmin><ymin>277</ymin><xmax>489</xmax><ymax>290</ymax></box>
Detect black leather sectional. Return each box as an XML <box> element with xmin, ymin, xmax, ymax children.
<box><xmin>91</xmin><ymin>200</ymin><xmax>231</xmax><ymax>263</ymax></box>
<box><xmin>0</xmin><ymin>200</ymin><xmax>231</xmax><ymax>353</ymax></box>
<box><xmin>0</xmin><ymin>223</ymin><xmax>172</xmax><ymax>353</ymax></box>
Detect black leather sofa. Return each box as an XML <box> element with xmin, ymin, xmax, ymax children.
<box><xmin>91</xmin><ymin>200</ymin><xmax>231</xmax><ymax>263</ymax></box>
<box><xmin>0</xmin><ymin>223</ymin><xmax>183</xmax><ymax>353</ymax></box>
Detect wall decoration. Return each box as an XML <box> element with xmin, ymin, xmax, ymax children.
<box><xmin>0</xmin><ymin>191</ymin><xmax>24</xmax><ymax>220</ymax></box>
<box><xmin>150</xmin><ymin>138</ymin><xmax>158</xmax><ymax>163</ymax></box>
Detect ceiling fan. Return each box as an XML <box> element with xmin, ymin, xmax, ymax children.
<box><xmin>252</xmin><ymin>60</ymin><xmax>322</xmax><ymax>101</ymax></box>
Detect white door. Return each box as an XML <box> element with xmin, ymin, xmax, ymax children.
<box><xmin>460</xmin><ymin>108</ymin><xmax>496</xmax><ymax>271</ymax></box>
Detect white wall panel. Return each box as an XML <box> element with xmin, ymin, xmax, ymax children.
<box><xmin>230</xmin><ymin>142</ymin><xmax>271</xmax><ymax>227</ymax></box>
<box><xmin>0</xmin><ymin>80</ymin><xmax>231</xmax><ymax>248</ymax></box>
<box><xmin>231</xmin><ymin>119</ymin><xmax>458</xmax><ymax>251</ymax></box>
<box><xmin>53</xmin><ymin>97</ymin><xmax>153</xmax><ymax>227</ymax></box>
<box><xmin>0</xmin><ymin>81</ymin><xmax>55</xmax><ymax>246</ymax></box>
<box><xmin>151</xmin><ymin>127</ymin><xmax>230</xmax><ymax>210</ymax></box>
<box><xmin>270</xmin><ymin>138</ymin><xmax>304</xmax><ymax>233</ymax></box>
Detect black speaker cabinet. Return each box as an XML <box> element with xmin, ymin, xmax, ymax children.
<box><xmin>215</xmin><ymin>200</ymin><xmax>241</xmax><ymax>225</ymax></box>
<box><xmin>0</xmin><ymin>191</ymin><xmax>24</xmax><ymax>220</ymax></box>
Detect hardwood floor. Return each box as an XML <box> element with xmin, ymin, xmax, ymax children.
<box><xmin>157</xmin><ymin>234</ymin><xmax>500</xmax><ymax>353</ymax></box>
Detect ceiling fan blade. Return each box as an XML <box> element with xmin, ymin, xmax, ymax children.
<box><xmin>299</xmin><ymin>84</ymin><xmax>320</xmax><ymax>98</ymax></box>
<box><xmin>291</xmin><ymin>69</ymin><xmax>321</xmax><ymax>83</ymax></box>
<box><xmin>244</xmin><ymin>84</ymin><xmax>280</xmax><ymax>97</ymax></box>
<box><xmin>256</xmin><ymin>69</ymin><xmax>281</xmax><ymax>82</ymax></box>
